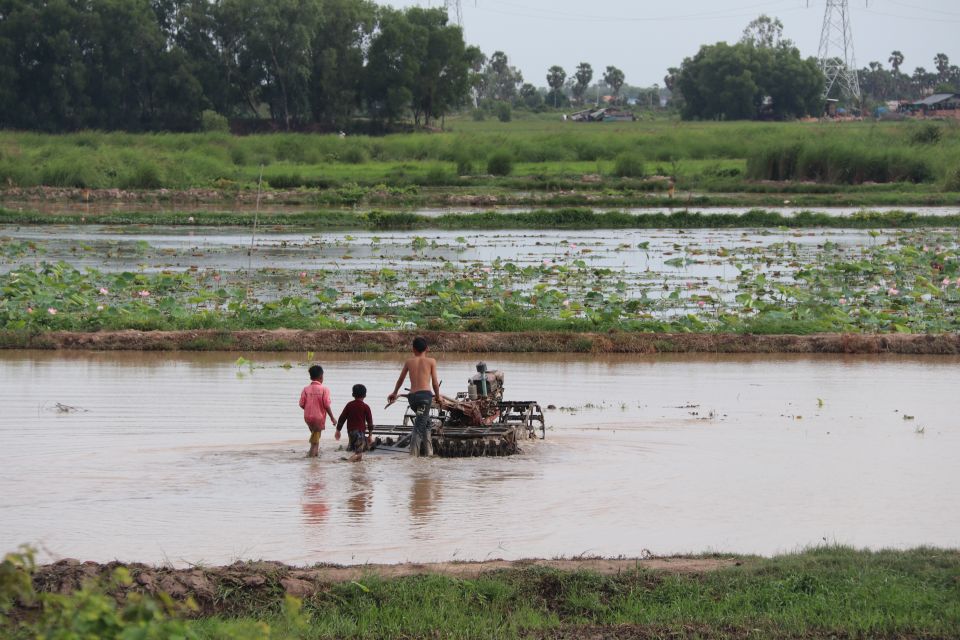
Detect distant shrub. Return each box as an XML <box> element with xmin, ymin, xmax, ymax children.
<box><xmin>496</xmin><ymin>103</ymin><xmax>512</xmax><ymax>123</ymax></box>
<box><xmin>339</xmin><ymin>145</ymin><xmax>368</xmax><ymax>164</ymax></box>
<box><xmin>424</xmin><ymin>163</ymin><xmax>452</xmax><ymax>185</ymax></box>
<box><xmin>40</xmin><ymin>157</ymin><xmax>96</xmax><ymax>188</ymax></box>
<box><xmin>471</xmin><ymin>109</ymin><xmax>486</xmax><ymax>121</ymax></box>
<box><xmin>747</xmin><ymin>141</ymin><xmax>934</xmax><ymax>184</ymax></box>
<box><xmin>945</xmin><ymin>165</ymin><xmax>960</xmax><ymax>192</ymax></box>
<box><xmin>487</xmin><ymin>152</ymin><xmax>514</xmax><ymax>176</ymax></box>
<box><xmin>121</xmin><ymin>162</ymin><xmax>163</xmax><ymax>189</ymax></box>
<box><xmin>613</xmin><ymin>152</ymin><xmax>645</xmax><ymax>178</ymax></box>
<box><xmin>454</xmin><ymin>153</ymin><xmax>473</xmax><ymax>176</ymax></box>
<box><xmin>200</xmin><ymin>110</ymin><xmax>230</xmax><ymax>133</ymax></box>
<box><xmin>910</xmin><ymin>123</ymin><xmax>943</xmax><ymax>145</ymax></box>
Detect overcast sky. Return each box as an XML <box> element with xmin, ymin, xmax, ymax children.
<box><xmin>378</xmin><ymin>0</ymin><xmax>960</xmax><ymax>87</ymax></box>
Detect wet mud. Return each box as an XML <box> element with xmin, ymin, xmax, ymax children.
<box><xmin>3</xmin><ymin>328</ymin><xmax>959</xmax><ymax>354</ymax></box>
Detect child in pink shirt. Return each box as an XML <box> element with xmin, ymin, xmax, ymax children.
<box><xmin>299</xmin><ymin>365</ymin><xmax>335</xmax><ymax>457</ymax></box>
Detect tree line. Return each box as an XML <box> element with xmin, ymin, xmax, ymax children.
<box><xmin>860</xmin><ymin>51</ymin><xmax>959</xmax><ymax>105</ymax></box>
<box><xmin>0</xmin><ymin>0</ymin><xmax>478</xmax><ymax>132</ymax></box>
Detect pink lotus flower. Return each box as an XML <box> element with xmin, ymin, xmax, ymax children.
<box><xmin>213</xmin><ymin>274</ymin><xmax>221</xmax><ymax>282</ymax></box>
<box><xmin>839</xmin><ymin>297</ymin><xmax>847</xmax><ymax>305</ymax></box>
<box><xmin>697</xmin><ymin>300</ymin><xmax>706</xmax><ymax>308</ymax></box>
<box><xmin>47</xmin><ymin>308</ymin><xmax>57</xmax><ymax>315</ymax></box>
<box><xmin>570</xmin><ymin>243</ymin><xmax>578</xmax><ymax>250</ymax></box>
<box><xmin>99</xmin><ymin>287</ymin><xmax>109</xmax><ymax>295</ymax></box>
<box><xmin>138</xmin><ymin>290</ymin><xmax>150</xmax><ymax>298</ymax></box>
<box><xmin>96</xmin><ymin>304</ymin><xmax>104</xmax><ymax>311</ymax></box>
<box><xmin>887</xmin><ymin>288</ymin><xmax>899</xmax><ymax>296</ymax></box>
<box><xmin>299</xmin><ymin>271</ymin><xmax>307</xmax><ymax>278</ymax></box>
<box><xmin>481</xmin><ymin>267</ymin><xmax>492</xmax><ymax>273</ymax></box>
<box><xmin>562</xmin><ymin>299</ymin><xmax>571</xmax><ymax>307</ymax></box>
<box><xmin>26</xmin><ymin>307</ymin><xmax>33</xmax><ymax>314</ymax></box>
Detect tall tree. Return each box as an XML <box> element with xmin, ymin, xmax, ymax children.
<box><xmin>677</xmin><ymin>41</ymin><xmax>822</xmax><ymax>120</ymax></box>
<box><xmin>572</xmin><ymin>62</ymin><xmax>593</xmax><ymax>104</ymax></box>
<box><xmin>309</xmin><ymin>0</ymin><xmax>376</xmax><ymax>128</ymax></box>
<box><xmin>888</xmin><ymin>50</ymin><xmax>904</xmax><ymax>74</ymax></box>
<box><xmin>935</xmin><ymin>53</ymin><xmax>951</xmax><ymax>81</ymax></box>
<box><xmin>482</xmin><ymin>51</ymin><xmax>522</xmax><ymax>102</ymax></box>
<box><xmin>741</xmin><ymin>14</ymin><xmax>788</xmax><ymax>49</ymax></box>
<box><xmin>546</xmin><ymin>65</ymin><xmax>566</xmax><ymax>108</ymax></box>
<box><xmin>602</xmin><ymin>65</ymin><xmax>625</xmax><ymax>104</ymax></box>
<box><xmin>216</xmin><ymin>0</ymin><xmax>321</xmax><ymax>128</ymax></box>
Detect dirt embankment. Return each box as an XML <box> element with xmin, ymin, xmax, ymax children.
<box><xmin>29</xmin><ymin>557</ymin><xmax>737</xmax><ymax>614</ymax></box>
<box><xmin>2</xmin><ymin>329</ymin><xmax>959</xmax><ymax>354</ymax></box>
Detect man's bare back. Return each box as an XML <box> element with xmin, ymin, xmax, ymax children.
<box><xmin>388</xmin><ymin>338</ymin><xmax>441</xmax><ymax>404</ymax></box>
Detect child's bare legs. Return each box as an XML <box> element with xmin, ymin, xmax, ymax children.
<box><xmin>308</xmin><ymin>428</ymin><xmax>321</xmax><ymax>457</ymax></box>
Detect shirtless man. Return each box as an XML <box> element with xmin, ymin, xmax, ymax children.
<box><xmin>388</xmin><ymin>336</ymin><xmax>441</xmax><ymax>457</ymax></box>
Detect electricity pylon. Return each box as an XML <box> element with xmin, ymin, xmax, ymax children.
<box><xmin>444</xmin><ymin>0</ymin><xmax>462</xmax><ymax>26</ymax></box>
<box><xmin>817</xmin><ymin>0</ymin><xmax>862</xmax><ymax>104</ymax></box>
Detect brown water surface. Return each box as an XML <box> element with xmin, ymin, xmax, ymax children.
<box><xmin>1</xmin><ymin>351</ymin><xmax>957</xmax><ymax>565</ymax></box>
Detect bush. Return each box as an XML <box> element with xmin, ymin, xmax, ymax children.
<box><xmin>747</xmin><ymin>141</ymin><xmax>934</xmax><ymax>185</ymax></box>
<box><xmin>944</xmin><ymin>165</ymin><xmax>960</xmax><ymax>192</ymax></box>
<box><xmin>496</xmin><ymin>103</ymin><xmax>512</xmax><ymax>123</ymax></box>
<box><xmin>910</xmin><ymin>123</ymin><xmax>943</xmax><ymax>145</ymax></box>
<box><xmin>487</xmin><ymin>152</ymin><xmax>514</xmax><ymax>176</ymax></box>
<box><xmin>121</xmin><ymin>162</ymin><xmax>164</xmax><ymax>189</ymax></box>
<box><xmin>454</xmin><ymin>153</ymin><xmax>473</xmax><ymax>176</ymax></box>
<box><xmin>340</xmin><ymin>145</ymin><xmax>368</xmax><ymax>164</ymax></box>
<box><xmin>200</xmin><ymin>110</ymin><xmax>230</xmax><ymax>133</ymax></box>
<box><xmin>613</xmin><ymin>152</ymin><xmax>645</xmax><ymax>178</ymax></box>
<box><xmin>471</xmin><ymin>109</ymin><xmax>486</xmax><ymax>121</ymax></box>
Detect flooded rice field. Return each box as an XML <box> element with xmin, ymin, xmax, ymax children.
<box><xmin>1</xmin><ymin>350</ymin><xmax>957</xmax><ymax>565</ymax></box>
<box><xmin>0</xmin><ymin>223</ymin><xmax>907</xmax><ymax>275</ymax></box>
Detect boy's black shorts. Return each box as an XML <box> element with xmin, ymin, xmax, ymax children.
<box><xmin>347</xmin><ymin>431</ymin><xmax>369</xmax><ymax>452</ymax></box>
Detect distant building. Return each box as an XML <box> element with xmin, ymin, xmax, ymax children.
<box><xmin>904</xmin><ymin>93</ymin><xmax>960</xmax><ymax>117</ymax></box>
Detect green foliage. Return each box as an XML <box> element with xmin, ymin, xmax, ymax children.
<box><xmin>613</xmin><ymin>152</ymin><xmax>645</xmax><ymax>178</ymax></box>
<box><xmin>747</xmin><ymin>140</ymin><xmax>935</xmax><ymax>184</ymax></box>
<box><xmin>910</xmin><ymin>123</ymin><xmax>944</xmax><ymax>145</ymax></box>
<box><xmin>486</xmin><ymin>152</ymin><xmax>514</xmax><ymax>176</ymax></box>
<box><xmin>496</xmin><ymin>102</ymin><xmax>512</xmax><ymax>123</ymax></box>
<box><xmin>678</xmin><ymin>41</ymin><xmax>823</xmax><ymax>120</ymax></box>
<box><xmin>200</xmin><ymin>111</ymin><xmax>230</xmax><ymax>133</ymax></box>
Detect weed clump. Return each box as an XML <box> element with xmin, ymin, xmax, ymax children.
<box><xmin>613</xmin><ymin>152</ymin><xmax>645</xmax><ymax>178</ymax></box>
<box><xmin>747</xmin><ymin>141</ymin><xmax>934</xmax><ymax>184</ymax></box>
<box><xmin>487</xmin><ymin>152</ymin><xmax>514</xmax><ymax>176</ymax></box>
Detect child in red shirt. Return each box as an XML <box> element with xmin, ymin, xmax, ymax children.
<box><xmin>336</xmin><ymin>384</ymin><xmax>374</xmax><ymax>462</ymax></box>
<box><xmin>299</xmin><ymin>365</ymin><xmax>335</xmax><ymax>457</ymax></box>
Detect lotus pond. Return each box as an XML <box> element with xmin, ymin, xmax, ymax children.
<box><xmin>1</xmin><ymin>224</ymin><xmax>959</xmax><ymax>334</ymax></box>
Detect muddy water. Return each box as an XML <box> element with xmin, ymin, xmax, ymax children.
<box><xmin>1</xmin><ymin>351</ymin><xmax>958</xmax><ymax>565</ymax></box>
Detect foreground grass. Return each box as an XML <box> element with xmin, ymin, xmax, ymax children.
<box><xmin>5</xmin><ymin>547</ymin><xmax>958</xmax><ymax>639</ymax></box>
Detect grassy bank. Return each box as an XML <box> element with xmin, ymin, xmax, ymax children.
<box><xmin>1</xmin><ymin>118</ymin><xmax>959</xmax><ymax>196</ymax></box>
<box><xmin>3</xmin><ymin>547</ymin><xmax>959</xmax><ymax>639</ymax></box>
<box><xmin>4</xmin><ymin>207</ymin><xmax>960</xmax><ymax>229</ymax></box>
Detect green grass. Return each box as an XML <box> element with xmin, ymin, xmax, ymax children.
<box><xmin>5</xmin><ymin>547</ymin><xmax>958</xmax><ymax>639</ymax></box>
<box><xmin>1</xmin><ymin>118</ymin><xmax>959</xmax><ymax>194</ymax></box>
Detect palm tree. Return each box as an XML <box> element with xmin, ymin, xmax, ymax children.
<box><xmin>888</xmin><ymin>50</ymin><xmax>904</xmax><ymax>74</ymax></box>
<box><xmin>934</xmin><ymin>53</ymin><xmax>951</xmax><ymax>81</ymax></box>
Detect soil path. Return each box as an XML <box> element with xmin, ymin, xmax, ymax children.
<box><xmin>32</xmin><ymin>556</ymin><xmax>738</xmax><ymax>604</ymax></box>
<box><xmin>3</xmin><ymin>329</ymin><xmax>959</xmax><ymax>354</ymax></box>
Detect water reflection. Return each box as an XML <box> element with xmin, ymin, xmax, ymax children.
<box><xmin>409</xmin><ymin>469</ymin><xmax>442</xmax><ymax>525</ymax></box>
<box><xmin>300</xmin><ymin>462</ymin><xmax>329</xmax><ymax>525</ymax></box>
<box><xmin>346</xmin><ymin>465</ymin><xmax>372</xmax><ymax>519</ymax></box>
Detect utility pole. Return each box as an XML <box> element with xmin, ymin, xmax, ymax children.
<box><xmin>816</xmin><ymin>0</ymin><xmax>864</xmax><ymax>105</ymax></box>
<box><xmin>443</xmin><ymin>0</ymin><xmax>463</xmax><ymax>26</ymax></box>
